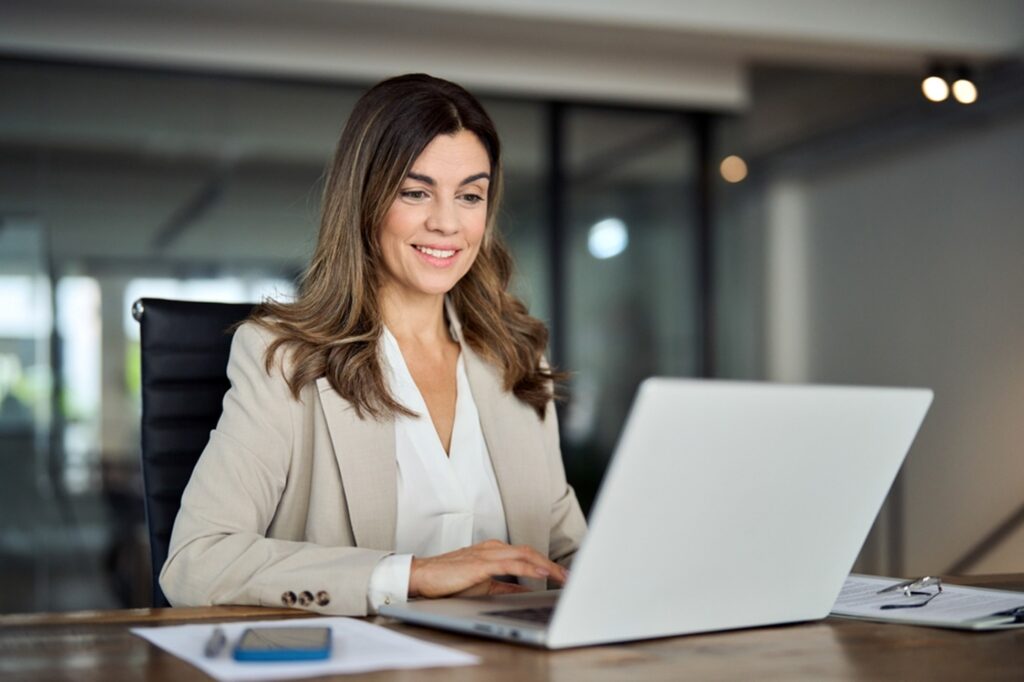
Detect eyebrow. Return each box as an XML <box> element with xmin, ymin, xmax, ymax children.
<box><xmin>406</xmin><ymin>171</ymin><xmax>490</xmax><ymax>186</ymax></box>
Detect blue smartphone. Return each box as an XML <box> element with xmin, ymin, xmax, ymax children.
<box><xmin>232</xmin><ymin>626</ymin><xmax>332</xmax><ymax>662</ymax></box>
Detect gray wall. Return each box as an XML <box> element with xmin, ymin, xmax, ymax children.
<box><xmin>758</xmin><ymin>112</ymin><xmax>1024</xmax><ymax>575</ymax></box>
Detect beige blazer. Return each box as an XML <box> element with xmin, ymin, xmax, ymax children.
<box><xmin>160</xmin><ymin>318</ymin><xmax>587</xmax><ymax>616</ymax></box>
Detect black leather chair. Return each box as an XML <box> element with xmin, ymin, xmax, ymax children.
<box><xmin>134</xmin><ymin>298</ymin><xmax>256</xmax><ymax>607</ymax></box>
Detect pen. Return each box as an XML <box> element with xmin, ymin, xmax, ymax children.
<box><xmin>967</xmin><ymin>606</ymin><xmax>1024</xmax><ymax>628</ymax></box>
<box><xmin>986</xmin><ymin>606</ymin><xmax>1024</xmax><ymax>623</ymax></box>
<box><xmin>992</xmin><ymin>606</ymin><xmax>1024</xmax><ymax>622</ymax></box>
<box><xmin>204</xmin><ymin>627</ymin><xmax>228</xmax><ymax>658</ymax></box>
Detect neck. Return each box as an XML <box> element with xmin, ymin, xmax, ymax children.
<box><xmin>379</xmin><ymin>286</ymin><xmax>450</xmax><ymax>346</ymax></box>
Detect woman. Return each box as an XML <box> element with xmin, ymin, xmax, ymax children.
<box><xmin>160</xmin><ymin>74</ymin><xmax>587</xmax><ymax>616</ymax></box>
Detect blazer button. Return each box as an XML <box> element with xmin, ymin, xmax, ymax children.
<box><xmin>281</xmin><ymin>591</ymin><xmax>297</xmax><ymax>607</ymax></box>
<box><xmin>315</xmin><ymin>591</ymin><xmax>331</xmax><ymax>607</ymax></box>
<box><xmin>298</xmin><ymin>590</ymin><xmax>314</xmax><ymax>607</ymax></box>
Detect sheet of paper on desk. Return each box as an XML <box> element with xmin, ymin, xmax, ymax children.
<box><xmin>132</xmin><ymin>616</ymin><xmax>478</xmax><ymax>681</ymax></box>
<box><xmin>832</xmin><ymin>574</ymin><xmax>1024</xmax><ymax>630</ymax></box>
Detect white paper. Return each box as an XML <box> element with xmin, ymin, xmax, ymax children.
<box><xmin>132</xmin><ymin>616</ymin><xmax>479</xmax><ymax>681</ymax></box>
<box><xmin>832</xmin><ymin>574</ymin><xmax>1024</xmax><ymax>630</ymax></box>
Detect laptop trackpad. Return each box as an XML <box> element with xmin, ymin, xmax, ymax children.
<box><xmin>396</xmin><ymin>589</ymin><xmax>561</xmax><ymax>619</ymax></box>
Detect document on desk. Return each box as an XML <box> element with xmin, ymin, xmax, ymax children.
<box><xmin>132</xmin><ymin>616</ymin><xmax>478</xmax><ymax>681</ymax></box>
<box><xmin>832</xmin><ymin>574</ymin><xmax>1024</xmax><ymax>631</ymax></box>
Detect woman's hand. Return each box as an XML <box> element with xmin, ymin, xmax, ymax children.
<box><xmin>408</xmin><ymin>539</ymin><xmax>569</xmax><ymax>599</ymax></box>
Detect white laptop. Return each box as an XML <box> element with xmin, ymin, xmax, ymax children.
<box><xmin>380</xmin><ymin>378</ymin><xmax>933</xmax><ymax>649</ymax></box>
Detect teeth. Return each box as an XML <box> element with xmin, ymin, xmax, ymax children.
<box><xmin>415</xmin><ymin>246</ymin><xmax>456</xmax><ymax>258</ymax></box>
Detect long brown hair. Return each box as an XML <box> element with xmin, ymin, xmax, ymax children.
<box><xmin>252</xmin><ymin>73</ymin><xmax>558</xmax><ymax>419</ymax></box>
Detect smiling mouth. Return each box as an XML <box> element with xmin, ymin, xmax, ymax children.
<box><xmin>413</xmin><ymin>245</ymin><xmax>458</xmax><ymax>259</ymax></box>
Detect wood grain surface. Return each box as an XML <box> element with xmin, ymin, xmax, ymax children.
<box><xmin>1</xmin><ymin>575</ymin><xmax>1022</xmax><ymax>681</ymax></box>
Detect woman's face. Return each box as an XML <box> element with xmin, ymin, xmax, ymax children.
<box><xmin>377</xmin><ymin>129</ymin><xmax>491</xmax><ymax>303</ymax></box>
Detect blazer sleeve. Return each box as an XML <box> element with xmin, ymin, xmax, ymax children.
<box><xmin>542</xmin><ymin>396</ymin><xmax>588</xmax><ymax>568</ymax></box>
<box><xmin>159</xmin><ymin>323</ymin><xmax>390</xmax><ymax>616</ymax></box>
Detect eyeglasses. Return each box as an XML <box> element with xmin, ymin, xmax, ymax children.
<box><xmin>877</xmin><ymin>576</ymin><xmax>943</xmax><ymax>610</ymax></box>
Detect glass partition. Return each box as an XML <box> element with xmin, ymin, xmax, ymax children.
<box><xmin>561</xmin><ymin>107</ymin><xmax>700</xmax><ymax>511</ymax></box>
<box><xmin>0</xmin><ymin>58</ymin><xmax>705</xmax><ymax>610</ymax></box>
<box><xmin>0</xmin><ymin>219</ymin><xmax>60</xmax><ymax>611</ymax></box>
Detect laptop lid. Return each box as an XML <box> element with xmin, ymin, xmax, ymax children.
<box><xmin>545</xmin><ymin>379</ymin><xmax>932</xmax><ymax>648</ymax></box>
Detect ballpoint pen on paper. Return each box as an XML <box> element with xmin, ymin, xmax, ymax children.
<box><xmin>968</xmin><ymin>606</ymin><xmax>1024</xmax><ymax>627</ymax></box>
<box><xmin>204</xmin><ymin>627</ymin><xmax>228</xmax><ymax>658</ymax></box>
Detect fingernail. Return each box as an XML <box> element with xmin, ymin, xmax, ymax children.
<box><xmin>538</xmin><ymin>568</ymin><xmax>550</xmax><ymax>577</ymax></box>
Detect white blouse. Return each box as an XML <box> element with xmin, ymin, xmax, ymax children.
<box><xmin>365</xmin><ymin>324</ymin><xmax>509</xmax><ymax>610</ymax></box>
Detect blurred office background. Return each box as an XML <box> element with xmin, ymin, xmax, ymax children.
<box><xmin>1</xmin><ymin>0</ymin><xmax>1022</xmax><ymax>612</ymax></box>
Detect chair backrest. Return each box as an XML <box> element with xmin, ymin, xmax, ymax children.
<box><xmin>135</xmin><ymin>297</ymin><xmax>256</xmax><ymax>607</ymax></box>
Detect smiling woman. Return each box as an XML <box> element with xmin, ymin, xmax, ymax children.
<box><xmin>158</xmin><ymin>74</ymin><xmax>586</xmax><ymax>617</ymax></box>
<box><xmin>379</xmin><ymin>130</ymin><xmax>491</xmax><ymax>300</ymax></box>
<box><xmin>376</xmin><ymin>131</ymin><xmax>491</xmax><ymax>457</ymax></box>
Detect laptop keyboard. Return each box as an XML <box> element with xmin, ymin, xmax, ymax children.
<box><xmin>481</xmin><ymin>606</ymin><xmax>554</xmax><ymax>625</ymax></box>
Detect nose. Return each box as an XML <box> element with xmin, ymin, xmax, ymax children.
<box><xmin>425</xmin><ymin>197</ymin><xmax>459</xmax><ymax>235</ymax></box>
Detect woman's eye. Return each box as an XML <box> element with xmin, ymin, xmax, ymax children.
<box><xmin>460</xmin><ymin>193</ymin><xmax>484</xmax><ymax>205</ymax></box>
<box><xmin>401</xmin><ymin>190</ymin><xmax>428</xmax><ymax>200</ymax></box>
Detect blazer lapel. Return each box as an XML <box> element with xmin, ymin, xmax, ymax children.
<box><xmin>462</xmin><ymin>345</ymin><xmax>550</xmax><ymax>565</ymax></box>
<box><xmin>316</xmin><ymin>377</ymin><xmax>397</xmax><ymax>551</ymax></box>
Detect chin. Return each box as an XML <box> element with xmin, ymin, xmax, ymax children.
<box><xmin>412</xmin><ymin>277</ymin><xmax>461</xmax><ymax>297</ymax></box>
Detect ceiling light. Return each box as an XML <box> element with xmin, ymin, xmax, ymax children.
<box><xmin>587</xmin><ymin>218</ymin><xmax>628</xmax><ymax>260</ymax></box>
<box><xmin>951</xmin><ymin>68</ymin><xmax>978</xmax><ymax>105</ymax></box>
<box><xmin>921</xmin><ymin>75</ymin><xmax>949</xmax><ymax>103</ymax></box>
<box><xmin>719</xmin><ymin>155</ymin><xmax>748</xmax><ymax>183</ymax></box>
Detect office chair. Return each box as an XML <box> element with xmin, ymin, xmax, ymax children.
<box><xmin>134</xmin><ymin>298</ymin><xmax>256</xmax><ymax>607</ymax></box>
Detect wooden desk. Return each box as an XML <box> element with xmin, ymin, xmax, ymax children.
<box><xmin>2</xmin><ymin>575</ymin><xmax>1023</xmax><ymax>681</ymax></box>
